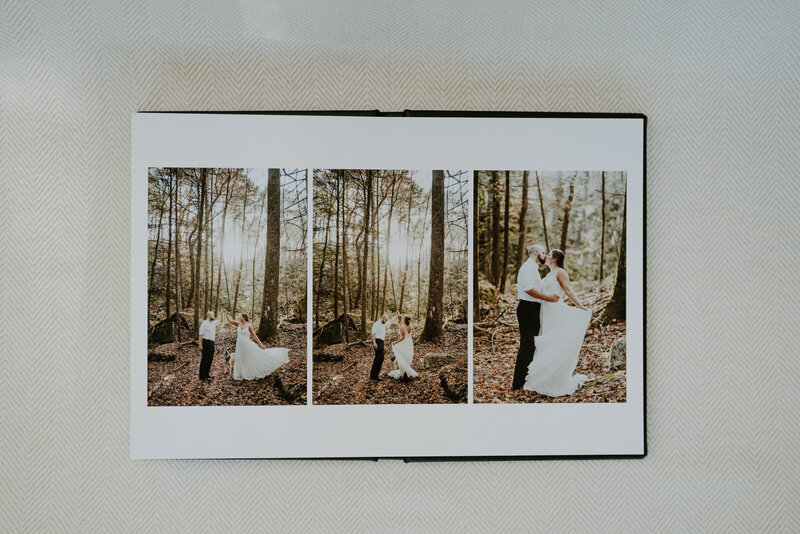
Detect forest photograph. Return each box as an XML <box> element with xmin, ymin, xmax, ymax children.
<box><xmin>312</xmin><ymin>169</ymin><xmax>468</xmax><ymax>404</ymax></box>
<box><xmin>147</xmin><ymin>168</ymin><xmax>307</xmax><ymax>406</ymax></box>
<box><xmin>473</xmin><ymin>170</ymin><xmax>627</xmax><ymax>404</ymax></box>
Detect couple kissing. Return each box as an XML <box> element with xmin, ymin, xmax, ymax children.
<box><xmin>513</xmin><ymin>244</ymin><xmax>591</xmax><ymax>397</ymax></box>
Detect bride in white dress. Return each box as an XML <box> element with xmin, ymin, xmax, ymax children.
<box><xmin>222</xmin><ymin>309</ymin><xmax>289</xmax><ymax>380</ymax></box>
<box><xmin>388</xmin><ymin>311</ymin><xmax>419</xmax><ymax>380</ymax></box>
<box><xmin>523</xmin><ymin>249</ymin><xmax>592</xmax><ymax>397</ymax></box>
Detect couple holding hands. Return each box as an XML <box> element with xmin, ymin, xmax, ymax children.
<box><xmin>197</xmin><ymin>309</ymin><xmax>289</xmax><ymax>381</ymax></box>
<box><xmin>369</xmin><ymin>311</ymin><xmax>418</xmax><ymax>382</ymax></box>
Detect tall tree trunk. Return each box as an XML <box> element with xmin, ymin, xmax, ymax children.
<box><xmin>381</xmin><ymin>177</ymin><xmax>396</xmax><ymax>314</ymax></box>
<box><xmin>315</xmin><ymin>185</ymin><xmax>332</xmax><ymax>328</ymax></box>
<box><xmin>500</xmin><ymin>170</ymin><xmax>510</xmax><ymax>293</ymax></box>
<box><xmin>374</xmin><ymin>178</ymin><xmax>381</xmax><ymax>319</ymax></box>
<box><xmin>472</xmin><ymin>171</ymin><xmax>479</xmax><ymax>321</ymax></box>
<box><xmin>388</xmin><ymin>263</ymin><xmax>397</xmax><ymax>310</ymax></box>
<box><xmin>420</xmin><ymin>170</ymin><xmax>445</xmax><ymax>341</ymax></box>
<box><xmin>208</xmin><ymin>176</ymin><xmax>215</xmax><ymax>317</ymax></box>
<box><xmin>417</xmin><ymin>243</ymin><xmax>422</xmax><ymax>320</ymax></box>
<box><xmin>258</xmin><ymin>168</ymin><xmax>281</xmax><ymax>340</ymax></box>
<box><xmin>250</xmin><ymin>250</ymin><xmax>257</xmax><ymax>320</ymax></box>
<box><xmin>332</xmin><ymin>173</ymin><xmax>341</xmax><ymax>337</ymax></box>
<box><xmin>251</xmin><ymin>187</ymin><xmax>266</xmax><ymax>320</ymax></box>
<box><xmin>214</xmin><ymin>172</ymin><xmax>232</xmax><ymax>315</ymax></box>
<box><xmin>535</xmin><ymin>171</ymin><xmax>549</xmax><ymax>251</ymax></box>
<box><xmin>232</xmin><ymin>177</ymin><xmax>248</xmax><ymax>315</ymax></box>
<box><xmin>360</xmin><ymin>170</ymin><xmax>372</xmax><ymax>339</ymax></box>
<box><xmin>164</xmin><ymin>172</ymin><xmax>173</xmax><ymax>322</ymax></box>
<box><xmin>576</xmin><ymin>178</ymin><xmax>587</xmax><ymax>243</ymax></box>
<box><xmin>601</xmin><ymin>195</ymin><xmax>626</xmax><ymax>322</ymax></box>
<box><xmin>600</xmin><ymin>171</ymin><xmax>606</xmax><ymax>280</ymax></box>
<box><xmin>490</xmin><ymin>171</ymin><xmax>501</xmax><ymax>286</ymax></box>
<box><xmin>354</xmin><ymin>232</ymin><xmax>362</xmax><ymax>310</ymax></box>
<box><xmin>174</xmin><ymin>170</ymin><xmax>183</xmax><ymax>341</ymax></box>
<box><xmin>193</xmin><ymin>169</ymin><xmax>207</xmax><ymax>333</ymax></box>
<box><xmin>515</xmin><ymin>170</ymin><xmax>529</xmax><ymax>273</ymax></box>
<box><xmin>479</xmin><ymin>172</ymin><xmax>490</xmax><ymax>279</ymax></box>
<box><xmin>370</xmin><ymin>175</ymin><xmax>376</xmax><ymax>321</ymax></box>
<box><xmin>559</xmin><ymin>173</ymin><xmax>575</xmax><ymax>252</ymax></box>
<box><xmin>223</xmin><ymin>264</ymin><xmax>231</xmax><ymax>312</ymax></box>
<box><xmin>341</xmin><ymin>176</ymin><xmax>350</xmax><ymax>342</ymax></box>
<box><xmin>203</xmin><ymin>172</ymin><xmax>212</xmax><ymax>315</ymax></box>
<box><xmin>233</xmin><ymin>175</ymin><xmax>249</xmax><ymax>315</ymax></box>
<box><xmin>149</xmin><ymin>188</ymin><xmax>165</xmax><ymax>302</ymax></box>
<box><xmin>370</xmin><ymin>173</ymin><xmax>382</xmax><ymax>322</ymax></box>
<box><xmin>187</xmin><ymin>235</ymin><xmax>195</xmax><ymax>308</ymax></box>
<box><xmin>415</xmin><ymin>195</ymin><xmax>430</xmax><ymax>320</ymax></box>
<box><xmin>398</xmin><ymin>178</ymin><xmax>412</xmax><ymax>312</ymax></box>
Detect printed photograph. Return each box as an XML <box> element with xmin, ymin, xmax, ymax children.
<box><xmin>473</xmin><ymin>170</ymin><xmax>627</xmax><ymax>403</ymax></box>
<box><xmin>146</xmin><ymin>168</ymin><xmax>307</xmax><ymax>406</ymax></box>
<box><xmin>312</xmin><ymin>170</ymin><xmax>468</xmax><ymax>404</ymax></box>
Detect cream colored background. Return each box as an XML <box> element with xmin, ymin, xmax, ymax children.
<box><xmin>2</xmin><ymin>1</ymin><xmax>799</xmax><ymax>532</ymax></box>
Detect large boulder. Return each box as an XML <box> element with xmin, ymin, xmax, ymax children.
<box><xmin>313</xmin><ymin>313</ymin><xmax>358</xmax><ymax>346</ymax></box>
<box><xmin>479</xmin><ymin>279</ymin><xmax>497</xmax><ymax>306</ymax></box>
<box><xmin>148</xmin><ymin>313</ymin><xmax>191</xmax><ymax>345</ymax></box>
<box><xmin>605</xmin><ymin>336</ymin><xmax>626</xmax><ymax>370</ymax></box>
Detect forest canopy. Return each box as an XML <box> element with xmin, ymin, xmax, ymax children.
<box><xmin>476</xmin><ymin>170</ymin><xmax>625</xmax><ymax>287</ymax></box>
<box><xmin>312</xmin><ymin>169</ymin><xmax>468</xmax><ymax>343</ymax></box>
<box><xmin>147</xmin><ymin>167</ymin><xmax>307</xmax><ymax>343</ymax></box>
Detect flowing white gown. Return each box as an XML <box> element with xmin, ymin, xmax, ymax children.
<box><xmin>388</xmin><ymin>326</ymin><xmax>419</xmax><ymax>379</ymax></box>
<box><xmin>233</xmin><ymin>323</ymin><xmax>289</xmax><ymax>380</ymax></box>
<box><xmin>523</xmin><ymin>268</ymin><xmax>592</xmax><ymax>396</ymax></box>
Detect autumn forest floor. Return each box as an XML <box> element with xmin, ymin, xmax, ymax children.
<box><xmin>312</xmin><ymin>322</ymin><xmax>468</xmax><ymax>405</ymax></box>
<box><xmin>473</xmin><ymin>280</ymin><xmax>626</xmax><ymax>404</ymax></box>
<box><xmin>147</xmin><ymin>323</ymin><xmax>307</xmax><ymax>406</ymax></box>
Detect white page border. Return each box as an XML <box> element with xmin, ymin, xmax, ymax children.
<box><xmin>131</xmin><ymin>113</ymin><xmax>645</xmax><ymax>459</ymax></box>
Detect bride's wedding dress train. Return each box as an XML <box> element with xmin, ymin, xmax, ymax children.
<box><xmin>388</xmin><ymin>329</ymin><xmax>419</xmax><ymax>379</ymax></box>
<box><xmin>233</xmin><ymin>324</ymin><xmax>289</xmax><ymax>380</ymax></box>
<box><xmin>523</xmin><ymin>269</ymin><xmax>591</xmax><ymax>397</ymax></box>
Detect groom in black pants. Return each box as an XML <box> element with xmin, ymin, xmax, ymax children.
<box><xmin>369</xmin><ymin>314</ymin><xmax>393</xmax><ymax>380</ymax></box>
<box><xmin>512</xmin><ymin>245</ymin><xmax>559</xmax><ymax>389</ymax></box>
<box><xmin>198</xmin><ymin>311</ymin><xmax>220</xmax><ymax>381</ymax></box>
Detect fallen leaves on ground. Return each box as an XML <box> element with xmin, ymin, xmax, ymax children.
<box><xmin>147</xmin><ymin>323</ymin><xmax>307</xmax><ymax>406</ymax></box>
<box><xmin>313</xmin><ymin>324</ymin><xmax>468</xmax><ymax>405</ymax></box>
<box><xmin>474</xmin><ymin>280</ymin><xmax>626</xmax><ymax>404</ymax></box>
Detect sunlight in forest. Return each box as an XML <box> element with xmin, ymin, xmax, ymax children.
<box><xmin>147</xmin><ymin>167</ymin><xmax>307</xmax><ymax>329</ymax></box>
<box><xmin>219</xmin><ymin>220</ymin><xmax>255</xmax><ymax>266</ymax></box>
<box><xmin>312</xmin><ymin>168</ymin><xmax>467</xmax><ymax>328</ymax></box>
<box><xmin>386</xmin><ymin>232</ymin><xmax>430</xmax><ymax>270</ymax></box>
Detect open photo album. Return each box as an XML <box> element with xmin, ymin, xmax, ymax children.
<box><xmin>131</xmin><ymin>111</ymin><xmax>646</xmax><ymax>459</ymax></box>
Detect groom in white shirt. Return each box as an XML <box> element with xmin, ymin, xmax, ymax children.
<box><xmin>369</xmin><ymin>314</ymin><xmax>394</xmax><ymax>381</ymax></box>
<box><xmin>198</xmin><ymin>311</ymin><xmax>220</xmax><ymax>381</ymax></box>
<box><xmin>513</xmin><ymin>245</ymin><xmax>559</xmax><ymax>389</ymax></box>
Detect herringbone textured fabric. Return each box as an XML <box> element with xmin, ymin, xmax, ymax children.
<box><xmin>2</xmin><ymin>1</ymin><xmax>799</xmax><ymax>532</ymax></box>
